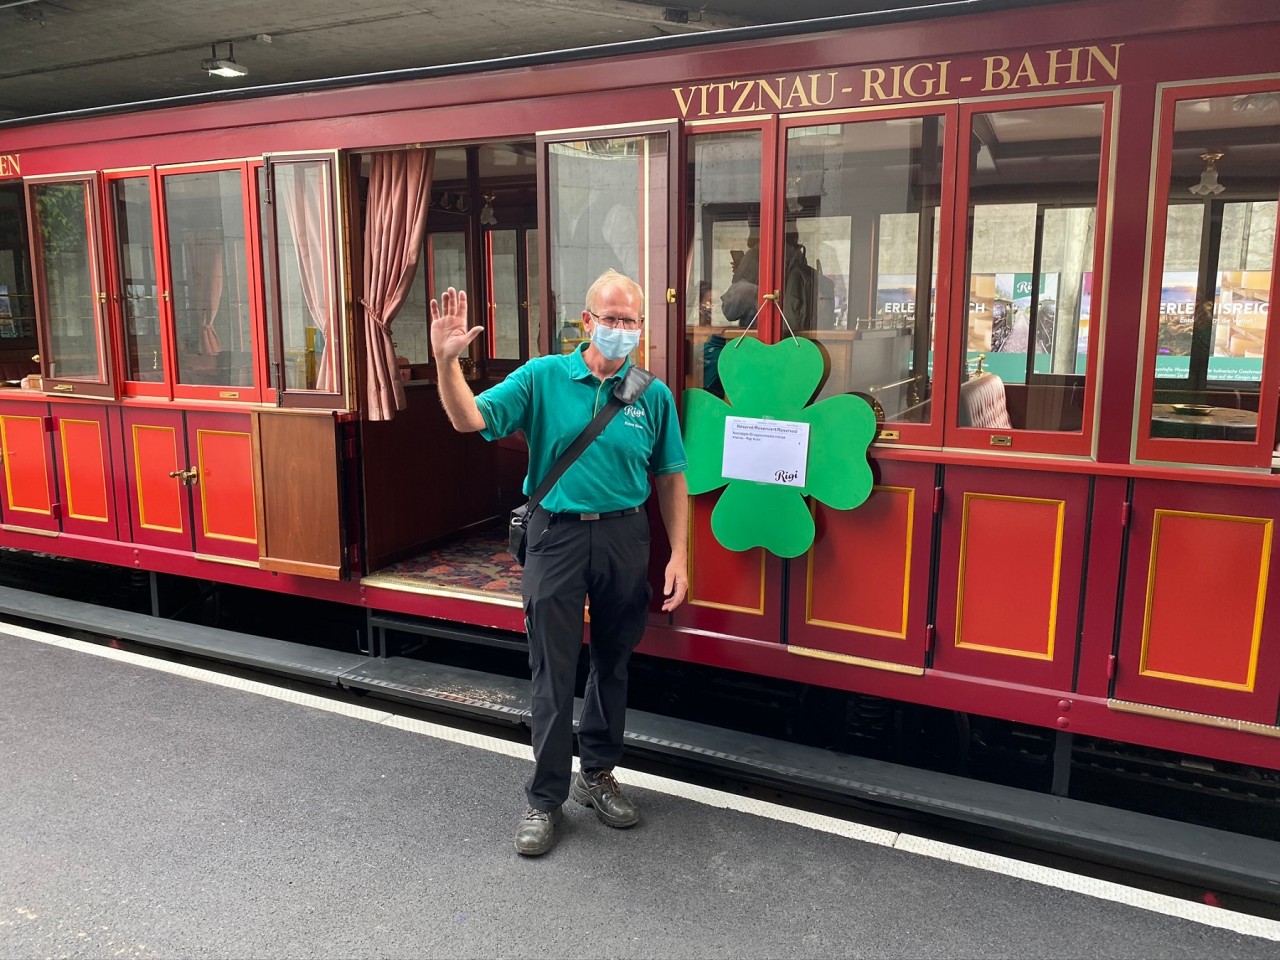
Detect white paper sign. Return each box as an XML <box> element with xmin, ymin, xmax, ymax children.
<box><xmin>722</xmin><ymin>416</ymin><xmax>810</xmax><ymax>486</ymax></box>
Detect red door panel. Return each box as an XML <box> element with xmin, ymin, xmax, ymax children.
<box><xmin>55</xmin><ymin>404</ymin><xmax>118</xmax><ymax>539</ymax></box>
<box><xmin>932</xmin><ymin>466</ymin><xmax>1089</xmax><ymax>692</ymax></box>
<box><xmin>786</xmin><ymin>458</ymin><xmax>934</xmax><ymax>670</ymax></box>
<box><xmin>121</xmin><ymin>407</ymin><xmax>190</xmax><ymax>550</ymax></box>
<box><xmin>186</xmin><ymin>411</ymin><xmax>258</xmax><ymax>562</ymax></box>
<box><xmin>0</xmin><ymin>402</ymin><xmax>58</xmax><ymax>533</ymax></box>
<box><xmin>1115</xmin><ymin>480</ymin><xmax>1280</xmax><ymax>725</ymax></box>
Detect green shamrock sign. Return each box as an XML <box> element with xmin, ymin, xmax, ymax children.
<box><xmin>683</xmin><ymin>336</ymin><xmax>876</xmax><ymax>558</ymax></box>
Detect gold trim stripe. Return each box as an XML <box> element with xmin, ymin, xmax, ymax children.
<box><xmin>0</xmin><ymin>524</ymin><xmax>59</xmax><ymax>538</ymax></box>
<box><xmin>1108</xmin><ymin>699</ymin><xmax>1280</xmax><ymax>739</ymax></box>
<box><xmin>195</xmin><ymin>429</ymin><xmax>257</xmax><ymax>545</ymax></box>
<box><xmin>688</xmin><ymin>495</ymin><xmax>766</xmax><ymax>614</ymax></box>
<box><xmin>59</xmin><ymin>418</ymin><xmax>109</xmax><ymax>523</ymax></box>
<box><xmin>787</xmin><ymin>644</ymin><xmax>924</xmax><ymax>676</ymax></box>
<box><xmin>1</xmin><ymin>415</ymin><xmax>52</xmax><ymax>517</ymax></box>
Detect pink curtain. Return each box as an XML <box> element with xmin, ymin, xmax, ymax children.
<box><xmin>280</xmin><ymin>165</ymin><xmax>336</xmax><ymax>391</ymax></box>
<box><xmin>184</xmin><ymin>231</ymin><xmax>224</xmax><ymax>355</ymax></box>
<box><xmin>361</xmin><ymin>150</ymin><xmax>433</xmax><ymax>420</ymax></box>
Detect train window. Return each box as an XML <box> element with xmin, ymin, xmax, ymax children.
<box><xmin>784</xmin><ymin>112</ymin><xmax>947</xmax><ymax>433</ymax></box>
<box><xmin>262</xmin><ymin>158</ymin><xmax>340</xmax><ymax>397</ymax></box>
<box><xmin>161</xmin><ymin>168</ymin><xmax>255</xmax><ymax>393</ymax></box>
<box><xmin>1136</xmin><ymin>83</ymin><xmax>1280</xmax><ymax>468</ymax></box>
<box><xmin>684</xmin><ymin>128</ymin><xmax>762</xmax><ymax>397</ymax></box>
<box><xmin>26</xmin><ymin>176</ymin><xmax>110</xmax><ymax>394</ymax></box>
<box><xmin>109</xmin><ymin>176</ymin><xmax>164</xmax><ymax>387</ymax></box>
<box><xmin>951</xmin><ymin>99</ymin><xmax>1107</xmax><ymax>454</ymax></box>
<box><xmin>0</xmin><ymin>184</ymin><xmax>37</xmax><ymax>362</ymax></box>
<box><xmin>485</xmin><ymin>226</ymin><xmax>538</xmax><ymax>362</ymax></box>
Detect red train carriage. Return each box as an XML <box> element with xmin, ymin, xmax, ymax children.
<box><xmin>0</xmin><ymin>0</ymin><xmax>1278</xmax><ymax>777</ymax></box>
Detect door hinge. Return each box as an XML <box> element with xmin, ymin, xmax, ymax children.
<box><xmin>43</xmin><ymin>415</ymin><xmax>57</xmax><ymax>432</ymax></box>
<box><xmin>347</xmin><ymin>541</ymin><xmax>361</xmax><ymax>569</ymax></box>
<box><xmin>50</xmin><ymin>501</ymin><xmax>62</xmax><ymax>521</ymax></box>
<box><xmin>1107</xmin><ymin>654</ymin><xmax>1117</xmax><ymax>680</ymax></box>
<box><xmin>932</xmin><ymin>487</ymin><xmax>942</xmax><ymax>514</ymax></box>
<box><xmin>1120</xmin><ymin>501</ymin><xmax>1131</xmax><ymax>528</ymax></box>
<box><xmin>924</xmin><ymin>622</ymin><xmax>936</xmax><ymax>653</ymax></box>
<box><xmin>343</xmin><ymin>436</ymin><xmax>357</xmax><ymax>460</ymax></box>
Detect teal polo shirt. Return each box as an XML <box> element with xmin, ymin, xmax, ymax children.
<box><xmin>475</xmin><ymin>344</ymin><xmax>687</xmax><ymax>515</ymax></box>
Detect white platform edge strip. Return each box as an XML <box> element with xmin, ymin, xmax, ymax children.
<box><xmin>7</xmin><ymin>621</ymin><xmax>1279</xmax><ymax>942</ymax></box>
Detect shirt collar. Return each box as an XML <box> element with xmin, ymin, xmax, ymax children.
<box><xmin>568</xmin><ymin>341</ymin><xmax>631</xmax><ymax>385</ymax></box>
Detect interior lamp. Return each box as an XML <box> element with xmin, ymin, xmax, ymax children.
<box><xmin>202</xmin><ymin>42</ymin><xmax>248</xmax><ymax>79</ymax></box>
<box><xmin>1189</xmin><ymin>152</ymin><xmax>1225</xmax><ymax>196</ymax></box>
<box><xmin>479</xmin><ymin>194</ymin><xmax>498</xmax><ymax>226</ymax></box>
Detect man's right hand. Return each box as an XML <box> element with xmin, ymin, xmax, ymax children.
<box><xmin>430</xmin><ymin>287</ymin><xmax>484</xmax><ymax>362</ymax></box>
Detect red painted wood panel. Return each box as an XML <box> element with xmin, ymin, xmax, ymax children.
<box><xmin>121</xmin><ymin>407</ymin><xmax>190</xmax><ymax>551</ymax></box>
<box><xmin>187</xmin><ymin>412</ymin><xmax>257</xmax><ymax>562</ymax></box>
<box><xmin>956</xmin><ymin>494</ymin><xmax>1062</xmax><ymax>660</ymax></box>
<box><xmin>59</xmin><ymin>416</ymin><xmax>110</xmax><ymax>524</ymax></box>
<box><xmin>786</xmin><ymin>459</ymin><xmax>934</xmax><ymax>668</ymax></box>
<box><xmin>1142</xmin><ymin>512</ymin><xmax>1268</xmax><ymax>689</ymax></box>
<box><xmin>688</xmin><ymin>493</ymin><xmax>765</xmax><ymax>613</ymax></box>
<box><xmin>0</xmin><ymin>407</ymin><xmax>56</xmax><ymax>535</ymax></box>
<box><xmin>1116</xmin><ymin>480</ymin><xmax>1280</xmax><ymax>724</ymax></box>
<box><xmin>932</xmin><ymin>466</ymin><xmax>1088</xmax><ymax>691</ymax></box>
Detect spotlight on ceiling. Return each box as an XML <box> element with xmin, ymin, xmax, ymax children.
<box><xmin>201</xmin><ymin>42</ymin><xmax>247</xmax><ymax>79</ymax></box>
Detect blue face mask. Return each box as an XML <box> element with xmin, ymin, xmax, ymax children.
<box><xmin>591</xmin><ymin>324</ymin><xmax>641</xmax><ymax>361</ymax></box>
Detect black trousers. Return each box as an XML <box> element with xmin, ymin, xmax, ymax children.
<box><xmin>520</xmin><ymin>505</ymin><xmax>651</xmax><ymax>811</ymax></box>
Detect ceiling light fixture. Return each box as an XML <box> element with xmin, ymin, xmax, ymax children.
<box><xmin>1189</xmin><ymin>152</ymin><xmax>1225</xmax><ymax>196</ymax></box>
<box><xmin>201</xmin><ymin>42</ymin><xmax>247</xmax><ymax>79</ymax></box>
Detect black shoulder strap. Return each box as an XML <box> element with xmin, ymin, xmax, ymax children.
<box><xmin>525</xmin><ymin>365</ymin><xmax>656</xmax><ymax>512</ymax></box>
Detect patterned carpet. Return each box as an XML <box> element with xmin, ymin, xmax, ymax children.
<box><xmin>369</xmin><ymin>521</ymin><xmax>523</xmax><ymax>600</ymax></box>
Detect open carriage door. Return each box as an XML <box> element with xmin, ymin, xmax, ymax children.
<box><xmin>536</xmin><ymin>124</ymin><xmax>680</xmax><ymax>620</ymax></box>
<box><xmin>536</xmin><ymin>125</ymin><xmax>678</xmax><ymax>384</ymax></box>
<box><xmin>252</xmin><ymin>151</ymin><xmax>347</xmax><ymax>580</ymax></box>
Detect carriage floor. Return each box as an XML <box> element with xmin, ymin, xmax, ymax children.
<box><xmin>360</xmin><ymin>518</ymin><xmax>523</xmax><ymax>604</ymax></box>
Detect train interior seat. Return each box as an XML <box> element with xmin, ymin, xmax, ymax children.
<box><xmin>958</xmin><ymin>372</ymin><xmax>1012</xmax><ymax>430</ymax></box>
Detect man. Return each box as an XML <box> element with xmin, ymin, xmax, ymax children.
<box><xmin>429</xmin><ymin>269</ymin><xmax>689</xmax><ymax>857</ymax></box>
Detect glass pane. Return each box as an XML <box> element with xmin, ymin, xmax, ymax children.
<box><xmin>961</xmin><ymin>102</ymin><xmax>1103</xmax><ymax>433</ymax></box>
<box><xmin>684</xmin><ymin>130</ymin><xmax>761</xmax><ymax>397</ymax></box>
<box><xmin>398</xmin><ymin>243</ymin><xmax>430</xmax><ymax>367</ymax></box>
<box><xmin>257</xmin><ymin>168</ymin><xmax>277</xmax><ymax>385</ymax></box>
<box><xmin>489</xmin><ymin>229</ymin><xmax>520</xmax><ymax>360</ymax></box>
<box><xmin>547</xmin><ymin>135</ymin><xmax>668</xmax><ymax>363</ymax></box>
<box><xmin>31</xmin><ymin>181</ymin><xmax>102</xmax><ymax>380</ymax></box>
<box><xmin>0</xmin><ymin>184</ymin><xmax>37</xmax><ymax>353</ymax></box>
<box><xmin>274</xmin><ymin>161</ymin><xmax>337</xmax><ymax>392</ymax></box>
<box><xmin>1147</xmin><ymin>90</ymin><xmax>1279</xmax><ymax>446</ymax></box>
<box><xmin>786</xmin><ymin>116</ymin><xmax>944</xmax><ymax>417</ymax></box>
<box><xmin>526</xmin><ymin>228</ymin><xmax>541</xmax><ymax>358</ymax></box>
<box><xmin>163</xmin><ymin>170</ymin><xmax>253</xmax><ymax>388</ymax></box>
<box><xmin>112</xmin><ymin>178</ymin><xmax>164</xmax><ymax>382</ymax></box>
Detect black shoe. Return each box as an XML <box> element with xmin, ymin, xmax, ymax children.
<box><xmin>514</xmin><ymin>806</ymin><xmax>559</xmax><ymax>856</ymax></box>
<box><xmin>571</xmin><ymin>768</ymin><xmax>639</xmax><ymax>828</ymax></box>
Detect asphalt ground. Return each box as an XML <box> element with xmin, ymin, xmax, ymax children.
<box><xmin>2</xmin><ymin>626</ymin><xmax>1278</xmax><ymax>960</ymax></box>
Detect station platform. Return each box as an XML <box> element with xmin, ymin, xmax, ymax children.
<box><xmin>2</xmin><ymin>623</ymin><xmax>1279</xmax><ymax>958</ymax></box>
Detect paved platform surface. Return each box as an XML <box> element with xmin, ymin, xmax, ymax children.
<box><xmin>1</xmin><ymin>629</ymin><xmax>1277</xmax><ymax>960</ymax></box>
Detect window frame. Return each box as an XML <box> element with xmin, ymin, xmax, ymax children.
<box><xmin>942</xmin><ymin>90</ymin><xmax>1115</xmax><ymax>457</ymax></box>
<box><xmin>777</xmin><ymin>102</ymin><xmax>960</xmax><ymax>449</ymax></box>
<box><xmin>1134</xmin><ymin>77</ymin><xmax>1280</xmax><ymax>469</ymax></box>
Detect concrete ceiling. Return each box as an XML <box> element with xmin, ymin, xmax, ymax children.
<box><xmin>0</xmin><ymin>0</ymin><xmax>1070</xmax><ymax>124</ymax></box>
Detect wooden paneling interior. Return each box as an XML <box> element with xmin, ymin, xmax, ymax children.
<box><xmin>360</xmin><ymin>384</ymin><xmax>512</xmax><ymax>572</ymax></box>
<box><xmin>254</xmin><ymin>411</ymin><xmax>342</xmax><ymax>577</ymax></box>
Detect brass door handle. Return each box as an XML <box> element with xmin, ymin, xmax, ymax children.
<box><xmin>167</xmin><ymin>466</ymin><xmax>199</xmax><ymax>484</ymax></box>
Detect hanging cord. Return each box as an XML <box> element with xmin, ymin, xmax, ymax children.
<box><xmin>731</xmin><ymin>290</ymin><xmax>800</xmax><ymax>348</ymax></box>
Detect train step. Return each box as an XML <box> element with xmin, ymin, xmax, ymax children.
<box><xmin>0</xmin><ymin>583</ymin><xmax>1277</xmax><ymax>904</ymax></box>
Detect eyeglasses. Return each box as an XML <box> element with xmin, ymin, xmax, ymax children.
<box><xmin>588</xmin><ymin>310</ymin><xmax>643</xmax><ymax>331</ymax></box>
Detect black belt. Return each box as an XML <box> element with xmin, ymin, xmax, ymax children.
<box><xmin>544</xmin><ymin>505</ymin><xmax>642</xmax><ymax>522</ymax></box>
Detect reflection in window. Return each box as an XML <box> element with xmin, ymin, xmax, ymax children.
<box><xmin>113</xmin><ymin>177</ymin><xmax>163</xmax><ymax>382</ymax></box>
<box><xmin>786</xmin><ymin>116</ymin><xmax>943</xmax><ymax>417</ymax></box>
<box><xmin>489</xmin><ymin>229</ymin><xmax>521</xmax><ymax>360</ymax></box>
<box><xmin>31</xmin><ymin>181</ymin><xmax>102</xmax><ymax>380</ymax></box>
<box><xmin>684</xmin><ymin>130</ymin><xmax>761</xmax><ymax>397</ymax></box>
<box><xmin>526</xmin><ymin>229</ymin><xmax>541</xmax><ymax>358</ymax></box>
<box><xmin>0</xmin><ymin>184</ymin><xmax>37</xmax><ymax>354</ymax></box>
<box><xmin>163</xmin><ymin>170</ymin><xmax>253</xmax><ymax>388</ymax></box>
<box><xmin>961</xmin><ymin>102</ymin><xmax>1103</xmax><ymax>433</ymax></box>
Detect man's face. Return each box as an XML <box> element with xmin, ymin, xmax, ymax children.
<box><xmin>583</xmin><ymin>283</ymin><xmax>644</xmax><ymax>336</ymax></box>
